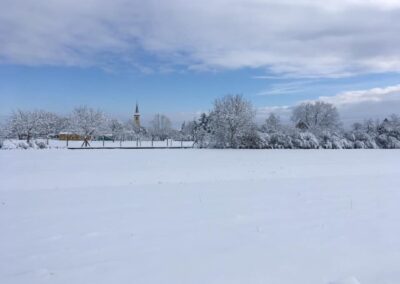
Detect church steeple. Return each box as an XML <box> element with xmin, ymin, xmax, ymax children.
<box><xmin>134</xmin><ymin>102</ymin><xmax>141</xmax><ymax>128</ymax></box>
<box><xmin>135</xmin><ymin>102</ymin><xmax>139</xmax><ymax>114</ymax></box>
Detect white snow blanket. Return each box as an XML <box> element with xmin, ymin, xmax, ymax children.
<box><xmin>1</xmin><ymin>149</ymin><xmax>400</xmax><ymax>284</ymax></box>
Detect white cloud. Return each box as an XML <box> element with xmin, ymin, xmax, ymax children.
<box><xmin>1</xmin><ymin>0</ymin><xmax>400</xmax><ymax>76</ymax></box>
<box><xmin>320</xmin><ymin>85</ymin><xmax>400</xmax><ymax>124</ymax></box>
<box><xmin>319</xmin><ymin>84</ymin><xmax>400</xmax><ymax>105</ymax></box>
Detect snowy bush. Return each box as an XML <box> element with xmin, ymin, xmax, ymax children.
<box><xmin>353</xmin><ymin>131</ymin><xmax>377</xmax><ymax>149</ymax></box>
<box><xmin>302</xmin><ymin>133</ymin><xmax>319</xmax><ymax>149</ymax></box>
<box><xmin>267</xmin><ymin>132</ymin><xmax>293</xmax><ymax>149</ymax></box>
<box><xmin>238</xmin><ymin>131</ymin><xmax>264</xmax><ymax>149</ymax></box>
<box><xmin>388</xmin><ymin>136</ymin><xmax>400</xmax><ymax>148</ymax></box>
<box><xmin>320</xmin><ymin>134</ymin><xmax>351</xmax><ymax>149</ymax></box>
<box><xmin>322</xmin><ymin>139</ymin><xmax>333</xmax><ymax>149</ymax></box>
<box><xmin>290</xmin><ymin>131</ymin><xmax>319</xmax><ymax>149</ymax></box>
<box><xmin>319</xmin><ymin>131</ymin><xmax>342</xmax><ymax>149</ymax></box>
<box><xmin>354</xmin><ymin>140</ymin><xmax>365</xmax><ymax>149</ymax></box>
<box><xmin>17</xmin><ymin>141</ymin><xmax>30</xmax><ymax>149</ymax></box>
<box><xmin>337</xmin><ymin>138</ymin><xmax>353</xmax><ymax>149</ymax></box>
<box><xmin>35</xmin><ymin>141</ymin><xmax>47</xmax><ymax>149</ymax></box>
<box><xmin>377</xmin><ymin>134</ymin><xmax>400</xmax><ymax>149</ymax></box>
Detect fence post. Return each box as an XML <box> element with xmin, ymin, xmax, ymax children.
<box><xmin>66</xmin><ymin>137</ymin><xmax>69</xmax><ymax>148</ymax></box>
<box><xmin>103</xmin><ymin>136</ymin><xmax>105</xmax><ymax>147</ymax></box>
<box><xmin>181</xmin><ymin>140</ymin><xmax>183</xmax><ymax>148</ymax></box>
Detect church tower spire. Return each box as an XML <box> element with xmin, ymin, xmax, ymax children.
<box><xmin>134</xmin><ymin>102</ymin><xmax>141</xmax><ymax>128</ymax></box>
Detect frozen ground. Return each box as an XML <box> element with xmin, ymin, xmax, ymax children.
<box><xmin>1</xmin><ymin>149</ymin><xmax>400</xmax><ymax>284</ymax></box>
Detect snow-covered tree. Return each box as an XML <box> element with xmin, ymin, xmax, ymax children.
<box><xmin>149</xmin><ymin>114</ymin><xmax>172</xmax><ymax>140</ymax></box>
<box><xmin>291</xmin><ymin>101</ymin><xmax>341</xmax><ymax>133</ymax></box>
<box><xmin>108</xmin><ymin>119</ymin><xmax>124</xmax><ymax>141</ymax></box>
<box><xmin>344</xmin><ymin>119</ymin><xmax>378</xmax><ymax>149</ymax></box>
<box><xmin>262</xmin><ymin>113</ymin><xmax>282</xmax><ymax>133</ymax></box>
<box><xmin>318</xmin><ymin>130</ymin><xmax>351</xmax><ymax>149</ymax></box>
<box><xmin>291</xmin><ymin>130</ymin><xmax>320</xmax><ymax>149</ymax></box>
<box><xmin>208</xmin><ymin>94</ymin><xmax>257</xmax><ymax>148</ymax></box>
<box><xmin>375</xmin><ymin>115</ymin><xmax>400</xmax><ymax>148</ymax></box>
<box><xmin>180</xmin><ymin>120</ymin><xmax>197</xmax><ymax>141</ymax></box>
<box><xmin>0</xmin><ymin>119</ymin><xmax>7</xmax><ymax>148</ymax></box>
<box><xmin>37</xmin><ymin>111</ymin><xmax>67</xmax><ymax>141</ymax></box>
<box><xmin>69</xmin><ymin>106</ymin><xmax>106</xmax><ymax>146</ymax></box>
<box><xmin>123</xmin><ymin>119</ymin><xmax>146</xmax><ymax>140</ymax></box>
<box><xmin>191</xmin><ymin>113</ymin><xmax>212</xmax><ymax>147</ymax></box>
<box><xmin>9</xmin><ymin>110</ymin><xmax>42</xmax><ymax>142</ymax></box>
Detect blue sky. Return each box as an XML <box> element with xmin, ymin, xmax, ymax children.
<box><xmin>1</xmin><ymin>0</ymin><xmax>400</xmax><ymax>125</ymax></box>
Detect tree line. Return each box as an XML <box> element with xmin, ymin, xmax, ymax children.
<box><xmin>1</xmin><ymin>95</ymin><xmax>400</xmax><ymax>149</ymax></box>
<box><xmin>183</xmin><ymin>95</ymin><xmax>400</xmax><ymax>149</ymax></box>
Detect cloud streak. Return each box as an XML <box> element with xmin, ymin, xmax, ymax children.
<box><xmin>256</xmin><ymin>80</ymin><xmax>316</xmax><ymax>96</ymax></box>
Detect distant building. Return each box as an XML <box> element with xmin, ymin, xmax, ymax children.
<box><xmin>59</xmin><ymin>132</ymin><xmax>86</xmax><ymax>141</ymax></box>
<box><xmin>134</xmin><ymin>102</ymin><xmax>141</xmax><ymax>128</ymax></box>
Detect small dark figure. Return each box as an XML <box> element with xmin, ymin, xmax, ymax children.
<box><xmin>81</xmin><ymin>136</ymin><xmax>91</xmax><ymax>147</ymax></box>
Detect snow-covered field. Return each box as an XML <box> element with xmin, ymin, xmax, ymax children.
<box><xmin>1</xmin><ymin>149</ymin><xmax>400</xmax><ymax>284</ymax></box>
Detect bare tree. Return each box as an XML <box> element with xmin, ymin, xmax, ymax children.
<box><xmin>209</xmin><ymin>94</ymin><xmax>256</xmax><ymax>148</ymax></box>
<box><xmin>69</xmin><ymin>106</ymin><xmax>106</xmax><ymax>147</ymax></box>
<box><xmin>291</xmin><ymin>101</ymin><xmax>341</xmax><ymax>132</ymax></box>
